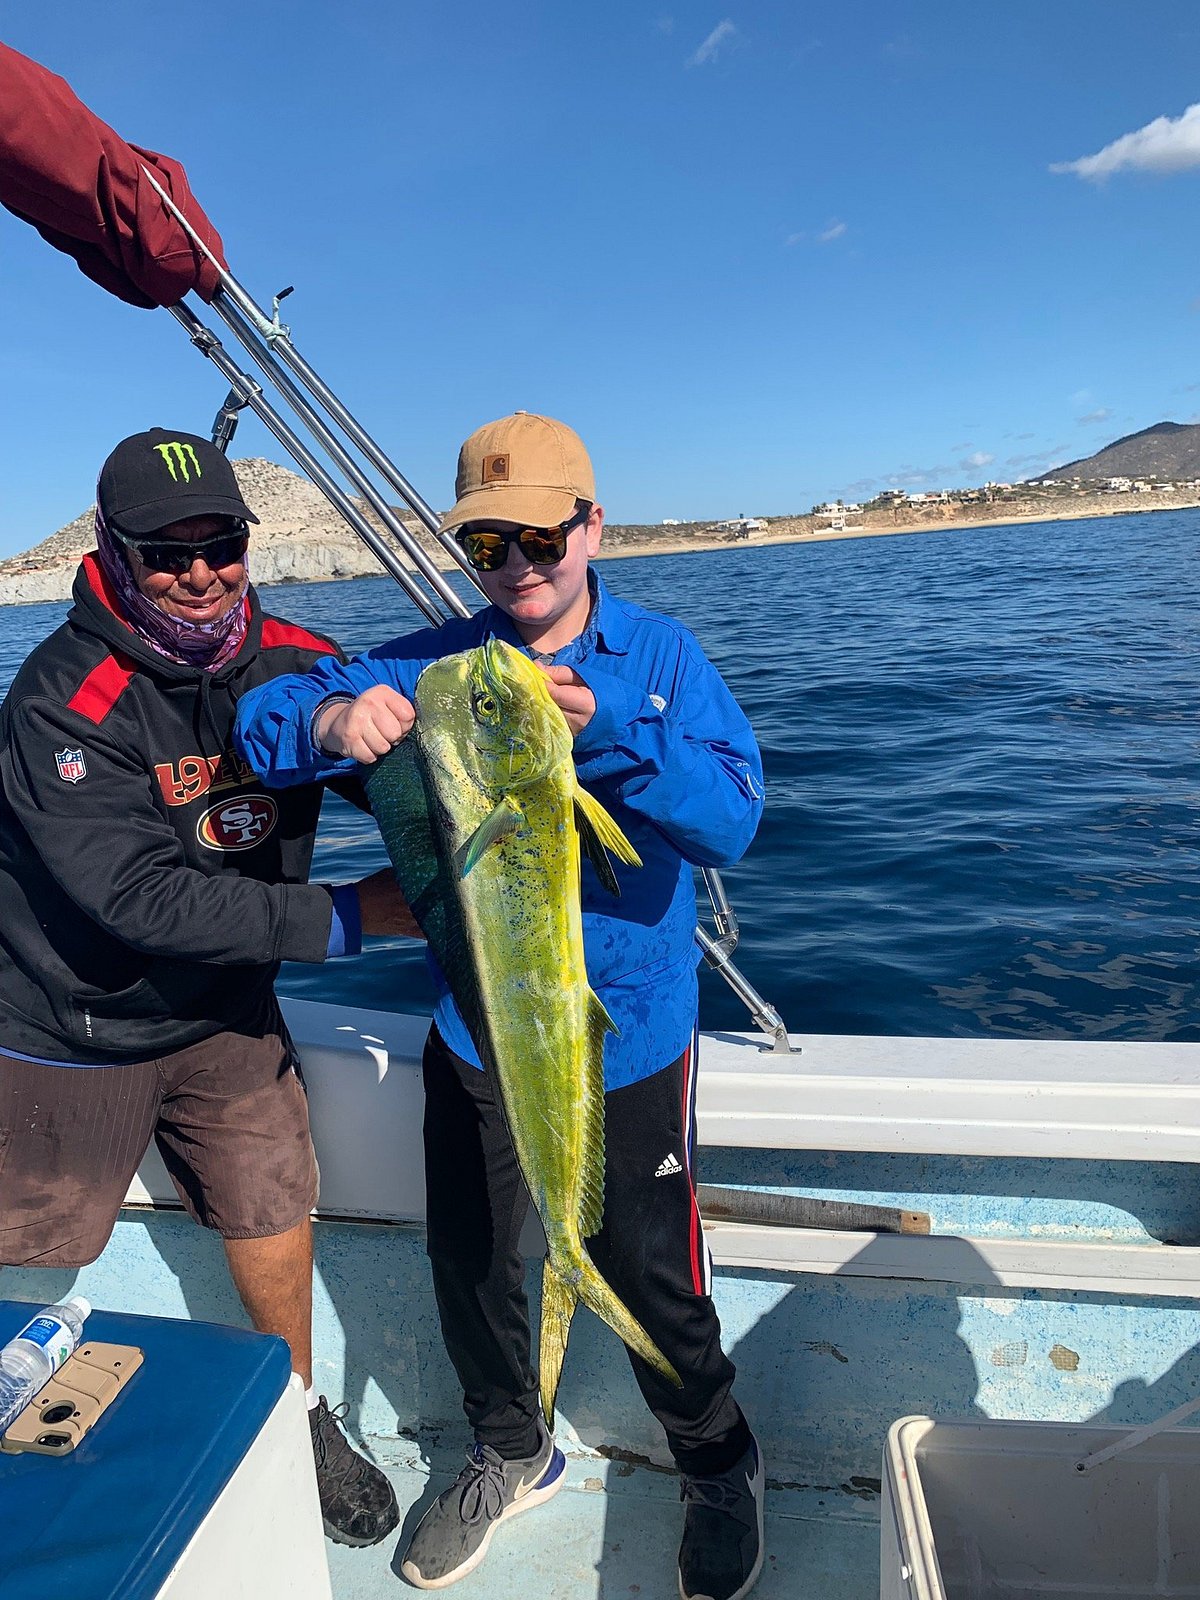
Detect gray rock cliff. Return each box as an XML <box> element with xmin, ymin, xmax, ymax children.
<box><xmin>0</xmin><ymin>458</ymin><xmax>440</xmax><ymax>606</ymax></box>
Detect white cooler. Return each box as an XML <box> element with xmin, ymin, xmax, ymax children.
<box><xmin>882</xmin><ymin>1413</ymin><xmax>1200</xmax><ymax>1600</ymax></box>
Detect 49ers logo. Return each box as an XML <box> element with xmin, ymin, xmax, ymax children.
<box><xmin>196</xmin><ymin>794</ymin><xmax>278</xmax><ymax>852</ymax></box>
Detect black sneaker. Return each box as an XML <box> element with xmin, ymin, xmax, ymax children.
<box><xmin>400</xmin><ymin>1424</ymin><xmax>566</xmax><ymax>1588</ymax></box>
<box><xmin>678</xmin><ymin>1435</ymin><xmax>765</xmax><ymax>1600</ymax></box>
<box><xmin>309</xmin><ymin>1396</ymin><xmax>400</xmax><ymax>1547</ymax></box>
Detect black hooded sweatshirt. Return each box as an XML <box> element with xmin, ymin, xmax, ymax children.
<box><xmin>0</xmin><ymin>554</ymin><xmax>346</xmax><ymax>1064</ymax></box>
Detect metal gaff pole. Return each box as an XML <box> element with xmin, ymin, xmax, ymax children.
<box><xmin>149</xmin><ymin>175</ymin><xmax>791</xmax><ymax>1047</ymax></box>
<box><xmin>206</xmin><ymin>289</ymin><xmax>472</xmax><ymax>619</ymax></box>
<box><xmin>168</xmin><ymin>305</ymin><xmax>444</xmax><ymax>626</ymax></box>
<box><xmin>141</xmin><ymin>166</ymin><xmax>474</xmax><ymax>577</ymax></box>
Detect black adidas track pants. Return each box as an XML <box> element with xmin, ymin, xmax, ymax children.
<box><xmin>421</xmin><ymin>1025</ymin><xmax>751</xmax><ymax>1475</ymax></box>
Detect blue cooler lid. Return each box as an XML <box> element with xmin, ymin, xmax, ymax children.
<box><xmin>0</xmin><ymin>1302</ymin><xmax>293</xmax><ymax>1600</ymax></box>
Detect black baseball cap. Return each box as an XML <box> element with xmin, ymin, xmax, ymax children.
<box><xmin>98</xmin><ymin>427</ymin><xmax>259</xmax><ymax>535</ymax></box>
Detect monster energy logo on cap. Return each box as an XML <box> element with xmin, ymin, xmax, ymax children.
<box><xmin>97</xmin><ymin>427</ymin><xmax>259</xmax><ymax>535</ymax></box>
<box><xmin>154</xmin><ymin>441</ymin><xmax>202</xmax><ymax>482</ymax></box>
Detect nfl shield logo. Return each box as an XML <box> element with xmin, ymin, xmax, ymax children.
<box><xmin>55</xmin><ymin>748</ymin><xmax>87</xmax><ymax>784</ymax></box>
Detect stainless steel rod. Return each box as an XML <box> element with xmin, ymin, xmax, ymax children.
<box><xmin>141</xmin><ymin>166</ymin><xmax>477</xmax><ymax>579</ymax></box>
<box><xmin>213</xmin><ymin>279</ymin><xmax>483</xmax><ymax>584</ymax></box>
<box><xmin>168</xmin><ymin>305</ymin><xmax>444</xmax><ymax>626</ymax></box>
<box><xmin>695</xmin><ymin>926</ymin><xmax>793</xmax><ymax>1053</ymax></box>
<box><xmin>702</xmin><ymin>868</ymin><xmax>739</xmax><ymax>956</ymax></box>
<box><xmin>208</xmin><ymin>290</ymin><xmax>470</xmax><ymax>619</ymax></box>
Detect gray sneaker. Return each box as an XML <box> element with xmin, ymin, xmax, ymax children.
<box><xmin>678</xmin><ymin>1435</ymin><xmax>765</xmax><ymax>1600</ymax></box>
<box><xmin>400</xmin><ymin>1425</ymin><xmax>566</xmax><ymax>1589</ymax></box>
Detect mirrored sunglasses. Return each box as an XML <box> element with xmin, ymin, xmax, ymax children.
<box><xmin>111</xmin><ymin>521</ymin><xmax>250</xmax><ymax>576</ymax></box>
<box><xmin>456</xmin><ymin>505</ymin><xmax>590</xmax><ymax>573</ymax></box>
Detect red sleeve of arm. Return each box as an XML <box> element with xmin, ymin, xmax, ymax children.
<box><xmin>0</xmin><ymin>41</ymin><xmax>226</xmax><ymax>307</ymax></box>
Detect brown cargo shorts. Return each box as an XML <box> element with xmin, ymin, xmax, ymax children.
<box><xmin>0</xmin><ymin>1015</ymin><xmax>319</xmax><ymax>1267</ymax></box>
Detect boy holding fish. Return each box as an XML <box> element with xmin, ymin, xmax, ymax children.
<box><xmin>236</xmin><ymin>413</ymin><xmax>766</xmax><ymax>1600</ymax></box>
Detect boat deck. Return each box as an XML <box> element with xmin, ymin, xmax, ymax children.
<box><xmin>6</xmin><ymin>1010</ymin><xmax>1200</xmax><ymax>1599</ymax></box>
<box><xmin>326</xmin><ymin>1444</ymin><xmax>878</xmax><ymax>1600</ymax></box>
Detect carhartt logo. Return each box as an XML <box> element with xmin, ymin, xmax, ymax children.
<box><xmin>154</xmin><ymin>441</ymin><xmax>202</xmax><ymax>482</ymax></box>
<box><xmin>482</xmin><ymin>453</ymin><xmax>510</xmax><ymax>484</ymax></box>
<box><xmin>655</xmin><ymin>1153</ymin><xmax>683</xmax><ymax>1178</ymax></box>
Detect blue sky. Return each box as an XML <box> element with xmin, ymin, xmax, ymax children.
<box><xmin>3</xmin><ymin>2</ymin><xmax>1200</xmax><ymax>557</ymax></box>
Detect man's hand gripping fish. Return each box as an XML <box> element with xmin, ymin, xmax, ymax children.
<box><xmin>364</xmin><ymin>638</ymin><xmax>681</xmax><ymax>1422</ymax></box>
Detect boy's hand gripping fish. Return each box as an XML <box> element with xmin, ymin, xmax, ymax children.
<box><xmin>364</xmin><ymin>638</ymin><xmax>681</xmax><ymax>1423</ymax></box>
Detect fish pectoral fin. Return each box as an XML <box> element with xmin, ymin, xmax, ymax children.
<box><xmin>458</xmin><ymin>796</ymin><xmax>523</xmax><ymax>877</ymax></box>
<box><xmin>574</xmin><ymin>788</ymin><xmax>642</xmax><ymax>897</ymax></box>
<box><xmin>539</xmin><ymin>1259</ymin><xmax>578</xmax><ymax>1429</ymax></box>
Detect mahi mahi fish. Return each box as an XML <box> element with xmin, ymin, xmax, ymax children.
<box><xmin>363</xmin><ymin>638</ymin><xmax>681</xmax><ymax>1422</ymax></box>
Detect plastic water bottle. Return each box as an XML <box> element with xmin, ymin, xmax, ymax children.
<box><xmin>0</xmin><ymin>1297</ymin><xmax>91</xmax><ymax>1435</ymax></box>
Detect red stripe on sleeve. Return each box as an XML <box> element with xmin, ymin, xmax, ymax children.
<box><xmin>67</xmin><ymin>651</ymin><xmax>137</xmax><ymax>724</ymax></box>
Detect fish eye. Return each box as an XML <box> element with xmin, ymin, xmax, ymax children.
<box><xmin>472</xmin><ymin>690</ymin><xmax>498</xmax><ymax>720</ymax></box>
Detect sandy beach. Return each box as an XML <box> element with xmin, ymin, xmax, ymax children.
<box><xmin>4</xmin><ymin>476</ymin><xmax>1198</xmax><ymax>606</ymax></box>
<box><xmin>593</xmin><ymin>488</ymin><xmax>1200</xmax><ymax>564</ymax></box>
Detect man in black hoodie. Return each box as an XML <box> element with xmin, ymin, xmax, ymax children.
<box><xmin>0</xmin><ymin>428</ymin><xmax>404</xmax><ymax>1548</ymax></box>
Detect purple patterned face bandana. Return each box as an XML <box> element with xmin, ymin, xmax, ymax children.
<box><xmin>93</xmin><ymin>502</ymin><xmax>249</xmax><ymax>672</ymax></box>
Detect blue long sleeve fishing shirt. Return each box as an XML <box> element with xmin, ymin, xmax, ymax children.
<box><xmin>234</xmin><ymin>575</ymin><xmax>764</xmax><ymax>1088</ymax></box>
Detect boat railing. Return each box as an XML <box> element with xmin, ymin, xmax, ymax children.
<box><xmin>119</xmin><ymin>1001</ymin><xmax>1200</xmax><ymax>1301</ymax></box>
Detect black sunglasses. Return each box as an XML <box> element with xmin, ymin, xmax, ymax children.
<box><xmin>456</xmin><ymin>505</ymin><xmax>590</xmax><ymax>573</ymax></box>
<box><xmin>111</xmin><ymin>520</ymin><xmax>250</xmax><ymax>576</ymax></box>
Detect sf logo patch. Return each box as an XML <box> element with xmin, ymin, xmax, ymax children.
<box><xmin>55</xmin><ymin>748</ymin><xmax>87</xmax><ymax>784</ymax></box>
<box><xmin>197</xmin><ymin>794</ymin><xmax>278</xmax><ymax>851</ymax></box>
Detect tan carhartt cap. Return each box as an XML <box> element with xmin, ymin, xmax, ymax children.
<box><xmin>440</xmin><ymin>412</ymin><xmax>595</xmax><ymax>532</ymax></box>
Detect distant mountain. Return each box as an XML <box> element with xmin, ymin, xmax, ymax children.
<box><xmin>1035</xmin><ymin>421</ymin><xmax>1200</xmax><ymax>484</ymax></box>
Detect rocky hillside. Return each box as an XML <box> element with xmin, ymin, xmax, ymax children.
<box><xmin>0</xmin><ymin>458</ymin><xmax>439</xmax><ymax>606</ymax></box>
<box><xmin>1036</xmin><ymin>421</ymin><xmax>1200</xmax><ymax>484</ymax></box>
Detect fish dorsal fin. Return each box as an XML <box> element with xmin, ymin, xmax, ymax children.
<box><xmin>574</xmin><ymin>787</ymin><xmax>642</xmax><ymax>898</ymax></box>
<box><xmin>578</xmin><ymin>991</ymin><xmax>617</xmax><ymax>1239</ymax></box>
<box><xmin>458</xmin><ymin>796</ymin><xmax>523</xmax><ymax>878</ymax></box>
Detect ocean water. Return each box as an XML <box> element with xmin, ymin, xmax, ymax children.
<box><xmin>5</xmin><ymin>508</ymin><xmax>1200</xmax><ymax>1042</ymax></box>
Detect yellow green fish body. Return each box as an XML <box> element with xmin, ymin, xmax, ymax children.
<box><xmin>364</xmin><ymin>638</ymin><xmax>680</xmax><ymax>1421</ymax></box>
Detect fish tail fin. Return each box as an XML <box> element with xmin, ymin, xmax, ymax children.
<box><xmin>539</xmin><ymin>1247</ymin><xmax>682</xmax><ymax>1425</ymax></box>
<box><xmin>538</xmin><ymin>1258</ymin><xmax>579</xmax><ymax>1428</ymax></box>
<box><xmin>574</xmin><ymin>1246</ymin><xmax>682</xmax><ymax>1391</ymax></box>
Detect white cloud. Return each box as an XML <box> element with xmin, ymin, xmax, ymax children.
<box><xmin>785</xmin><ymin>220</ymin><xmax>846</xmax><ymax>247</ymax></box>
<box><xmin>656</xmin><ymin>16</ymin><xmax>675</xmax><ymax>35</ymax></box>
<box><xmin>1078</xmin><ymin>407</ymin><xmax>1113</xmax><ymax>426</ymax></box>
<box><xmin>687</xmin><ymin>19</ymin><xmax>737</xmax><ymax>67</ymax></box>
<box><xmin>1006</xmin><ymin>447</ymin><xmax>1067</xmax><ymax>471</ymax></box>
<box><xmin>883</xmin><ymin>465</ymin><xmax>951</xmax><ymax>488</ymax></box>
<box><xmin>1051</xmin><ymin>103</ymin><xmax>1200</xmax><ymax>180</ymax></box>
<box><xmin>961</xmin><ymin>450</ymin><xmax>995</xmax><ymax>471</ymax></box>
